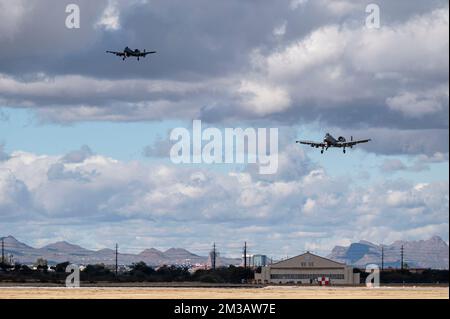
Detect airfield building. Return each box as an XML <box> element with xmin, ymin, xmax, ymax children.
<box><xmin>254</xmin><ymin>252</ymin><xmax>360</xmax><ymax>285</ymax></box>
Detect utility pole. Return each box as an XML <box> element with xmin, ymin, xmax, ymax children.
<box><xmin>243</xmin><ymin>242</ymin><xmax>247</xmax><ymax>269</ymax></box>
<box><xmin>400</xmin><ymin>245</ymin><xmax>404</xmax><ymax>270</ymax></box>
<box><xmin>381</xmin><ymin>246</ymin><xmax>384</xmax><ymax>271</ymax></box>
<box><xmin>1</xmin><ymin>238</ymin><xmax>4</xmax><ymax>264</ymax></box>
<box><xmin>115</xmin><ymin>243</ymin><xmax>118</xmax><ymax>277</ymax></box>
<box><xmin>212</xmin><ymin>242</ymin><xmax>216</xmax><ymax>270</ymax></box>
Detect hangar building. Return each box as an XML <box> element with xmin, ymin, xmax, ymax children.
<box><xmin>254</xmin><ymin>252</ymin><xmax>360</xmax><ymax>285</ymax></box>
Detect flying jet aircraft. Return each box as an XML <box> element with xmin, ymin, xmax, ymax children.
<box><xmin>296</xmin><ymin>133</ymin><xmax>371</xmax><ymax>154</ymax></box>
<box><xmin>106</xmin><ymin>47</ymin><xmax>156</xmax><ymax>61</ymax></box>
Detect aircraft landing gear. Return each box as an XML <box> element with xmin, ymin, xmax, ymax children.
<box><xmin>321</xmin><ymin>149</ymin><xmax>324</xmax><ymax>154</ymax></box>
<box><xmin>343</xmin><ymin>149</ymin><xmax>346</xmax><ymax>154</ymax></box>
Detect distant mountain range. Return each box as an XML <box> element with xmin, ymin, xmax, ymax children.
<box><xmin>327</xmin><ymin>236</ymin><xmax>449</xmax><ymax>269</ymax></box>
<box><xmin>0</xmin><ymin>236</ymin><xmax>241</xmax><ymax>267</ymax></box>
<box><xmin>2</xmin><ymin>235</ymin><xmax>448</xmax><ymax>269</ymax></box>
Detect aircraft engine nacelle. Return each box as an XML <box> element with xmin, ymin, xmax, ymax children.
<box><xmin>338</xmin><ymin>136</ymin><xmax>346</xmax><ymax>142</ymax></box>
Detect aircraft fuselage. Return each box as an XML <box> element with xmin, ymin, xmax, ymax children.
<box><xmin>324</xmin><ymin>133</ymin><xmax>338</xmax><ymax>146</ymax></box>
<box><xmin>124</xmin><ymin>47</ymin><xmax>144</xmax><ymax>57</ymax></box>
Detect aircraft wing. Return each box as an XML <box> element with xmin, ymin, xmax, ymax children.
<box><xmin>296</xmin><ymin>140</ymin><xmax>326</xmax><ymax>147</ymax></box>
<box><xmin>142</xmin><ymin>51</ymin><xmax>157</xmax><ymax>56</ymax></box>
<box><xmin>342</xmin><ymin>139</ymin><xmax>371</xmax><ymax>147</ymax></box>
<box><xmin>106</xmin><ymin>50</ymin><xmax>125</xmax><ymax>56</ymax></box>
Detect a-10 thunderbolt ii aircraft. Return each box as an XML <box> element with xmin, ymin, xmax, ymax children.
<box><xmin>296</xmin><ymin>133</ymin><xmax>371</xmax><ymax>154</ymax></box>
<box><xmin>106</xmin><ymin>46</ymin><xmax>156</xmax><ymax>61</ymax></box>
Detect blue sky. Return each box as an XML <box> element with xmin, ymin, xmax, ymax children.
<box><xmin>0</xmin><ymin>0</ymin><xmax>448</xmax><ymax>258</ymax></box>
<box><xmin>1</xmin><ymin>107</ymin><xmax>446</xmax><ymax>184</ymax></box>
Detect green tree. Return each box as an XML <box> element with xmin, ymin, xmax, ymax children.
<box><xmin>52</xmin><ymin>261</ymin><xmax>70</xmax><ymax>273</ymax></box>
<box><xmin>34</xmin><ymin>257</ymin><xmax>48</xmax><ymax>272</ymax></box>
<box><xmin>130</xmin><ymin>261</ymin><xmax>155</xmax><ymax>275</ymax></box>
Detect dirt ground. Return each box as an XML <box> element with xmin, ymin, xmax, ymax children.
<box><xmin>0</xmin><ymin>286</ymin><xmax>448</xmax><ymax>299</ymax></box>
